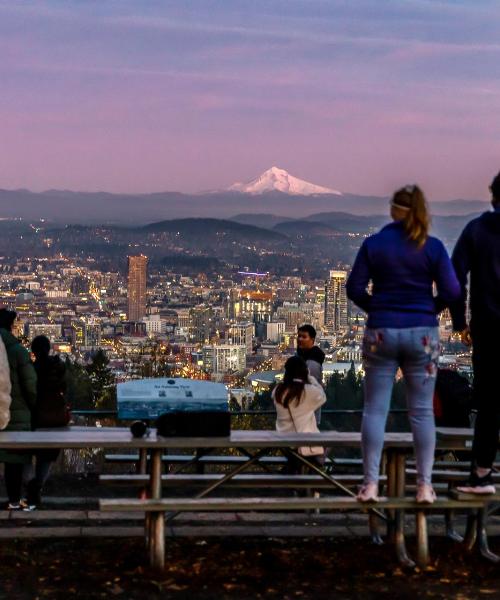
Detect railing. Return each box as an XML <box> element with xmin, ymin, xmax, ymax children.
<box><xmin>71</xmin><ymin>409</ymin><xmax>409</xmax><ymax>417</ymax></box>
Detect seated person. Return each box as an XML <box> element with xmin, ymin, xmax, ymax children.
<box><xmin>273</xmin><ymin>356</ymin><xmax>326</xmax><ymax>472</ymax></box>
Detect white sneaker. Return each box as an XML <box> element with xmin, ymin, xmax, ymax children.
<box><xmin>416</xmin><ymin>484</ymin><xmax>436</xmax><ymax>504</ymax></box>
<box><xmin>456</xmin><ymin>471</ymin><xmax>496</xmax><ymax>495</ymax></box>
<box><xmin>357</xmin><ymin>482</ymin><xmax>379</xmax><ymax>503</ymax></box>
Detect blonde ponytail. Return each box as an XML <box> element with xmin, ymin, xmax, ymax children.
<box><xmin>392</xmin><ymin>185</ymin><xmax>430</xmax><ymax>248</ymax></box>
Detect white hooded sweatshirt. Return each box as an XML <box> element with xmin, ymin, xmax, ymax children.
<box><xmin>0</xmin><ymin>336</ymin><xmax>12</xmax><ymax>429</ymax></box>
<box><xmin>273</xmin><ymin>375</ymin><xmax>326</xmax><ymax>456</ymax></box>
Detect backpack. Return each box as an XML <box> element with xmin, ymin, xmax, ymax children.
<box><xmin>0</xmin><ymin>337</ymin><xmax>11</xmax><ymax>429</ymax></box>
<box><xmin>33</xmin><ymin>356</ymin><xmax>70</xmax><ymax>428</ymax></box>
<box><xmin>433</xmin><ymin>369</ymin><xmax>472</xmax><ymax>428</ymax></box>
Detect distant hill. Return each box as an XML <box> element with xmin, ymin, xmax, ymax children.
<box><xmin>273</xmin><ymin>221</ymin><xmax>342</xmax><ymax>236</ymax></box>
<box><xmin>141</xmin><ymin>218</ymin><xmax>286</xmax><ymax>240</ymax></box>
<box><xmin>304</xmin><ymin>212</ymin><xmax>386</xmax><ymax>233</ymax></box>
<box><xmin>230</xmin><ymin>214</ymin><xmax>293</xmax><ymax>229</ymax></box>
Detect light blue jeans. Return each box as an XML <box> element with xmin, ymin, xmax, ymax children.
<box><xmin>361</xmin><ymin>326</ymin><xmax>439</xmax><ymax>486</ymax></box>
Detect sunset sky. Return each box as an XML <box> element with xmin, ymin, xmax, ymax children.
<box><xmin>1</xmin><ymin>0</ymin><xmax>500</xmax><ymax>200</ymax></box>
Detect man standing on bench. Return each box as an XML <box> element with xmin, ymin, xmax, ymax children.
<box><xmin>452</xmin><ymin>171</ymin><xmax>500</xmax><ymax>495</ymax></box>
<box><xmin>296</xmin><ymin>324</ymin><xmax>325</xmax><ymax>425</ymax></box>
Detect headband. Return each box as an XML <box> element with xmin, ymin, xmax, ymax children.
<box><xmin>391</xmin><ymin>202</ymin><xmax>411</xmax><ymax>211</ymax></box>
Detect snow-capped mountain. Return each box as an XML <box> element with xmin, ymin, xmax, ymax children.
<box><xmin>228</xmin><ymin>166</ymin><xmax>342</xmax><ymax>195</ymax></box>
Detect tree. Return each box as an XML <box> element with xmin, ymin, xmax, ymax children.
<box><xmin>86</xmin><ymin>350</ymin><xmax>116</xmax><ymax>410</ymax></box>
<box><xmin>64</xmin><ymin>358</ymin><xmax>94</xmax><ymax>410</ymax></box>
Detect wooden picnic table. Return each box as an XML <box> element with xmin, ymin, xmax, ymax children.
<box><xmin>0</xmin><ymin>427</ymin><xmax>488</xmax><ymax>570</ymax></box>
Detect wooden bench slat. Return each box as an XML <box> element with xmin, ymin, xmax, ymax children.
<box><xmin>99</xmin><ymin>473</ymin><xmax>374</xmax><ymax>487</ymax></box>
<box><xmin>104</xmin><ymin>454</ymin><xmax>291</xmax><ymax>464</ymax></box>
<box><xmin>406</xmin><ymin>469</ymin><xmax>500</xmax><ymax>482</ymax></box>
<box><xmin>99</xmin><ymin>496</ymin><xmax>486</xmax><ymax>512</ymax></box>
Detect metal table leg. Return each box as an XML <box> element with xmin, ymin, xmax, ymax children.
<box><xmin>137</xmin><ymin>449</ymin><xmax>150</xmax><ymax>548</ymax></box>
<box><xmin>394</xmin><ymin>452</ymin><xmax>415</xmax><ymax>568</ymax></box>
<box><xmin>149</xmin><ymin>449</ymin><xmax>165</xmax><ymax>569</ymax></box>
<box><xmin>165</xmin><ymin>448</ymin><xmax>270</xmax><ymax>524</ymax></box>
<box><xmin>369</xmin><ymin>513</ymin><xmax>384</xmax><ymax>545</ymax></box>
<box><xmin>386</xmin><ymin>449</ymin><xmax>397</xmax><ymax>541</ymax></box>
<box><xmin>477</xmin><ymin>508</ymin><xmax>500</xmax><ymax>563</ymax></box>
<box><xmin>445</xmin><ymin>509</ymin><xmax>464</xmax><ymax>543</ymax></box>
<box><xmin>286</xmin><ymin>449</ymin><xmax>387</xmax><ymax>522</ymax></box>
<box><xmin>138</xmin><ymin>448</ymin><xmax>148</xmax><ymax>474</ymax></box>
<box><xmin>463</xmin><ymin>510</ymin><xmax>478</xmax><ymax>551</ymax></box>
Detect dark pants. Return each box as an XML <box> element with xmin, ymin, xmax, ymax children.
<box><xmin>26</xmin><ymin>450</ymin><xmax>59</xmax><ymax>505</ymax></box>
<box><xmin>4</xmin><ymin>463</ymin><xmax>24</xmax><ymax>504</ymax></box>
<box><xmin>471</xmin><ymin>323</ymin><xmax>500</xmax><ymax>468</ymax></box>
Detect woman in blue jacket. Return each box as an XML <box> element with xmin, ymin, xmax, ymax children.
<box><xmin>346</xmin><ymin>186</ymin><xmax>460</xmax><ymax>504</ymax></box>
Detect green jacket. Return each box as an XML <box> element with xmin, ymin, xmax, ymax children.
<box><xmin>0</xmin><ymin>328</ymin><xmax>37</xmax><ymax>464</ymax></box>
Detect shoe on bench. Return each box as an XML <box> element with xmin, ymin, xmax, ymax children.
<box><xmin>357</xmin><ymin>483</ymin><xmax>379</xmax><ymax>503</ymax></box>
<box><xmin>416</xmin><ymin>484</ymin><xmax>436</xmax><ymax>504</ymax></box>
<box><xmin>456</xmin><ymin>471</ymin><xmax>496</xmax><ymax>495</ymax></box>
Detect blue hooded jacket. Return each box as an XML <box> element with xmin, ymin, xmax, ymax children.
<box><xmin>346</xmin><ymin>221</ymin><xmax>460</xmax><ymax>328</ymax></box>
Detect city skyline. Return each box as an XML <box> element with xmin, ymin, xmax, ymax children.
<box><xmin>1</xmin><ymin>1</ymin><xmax>500</xmax><ymax>200</ymax></box>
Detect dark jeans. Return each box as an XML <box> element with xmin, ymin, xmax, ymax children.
<box><xmin>471</xmin><ymin>323</ymin><xmax>500</xmax><ymax>469</ymax></box>
<box><xmin>26</xmin><ymin>450</ymin><xmax>59</xmax><ymax>505</ymax></box>
<box><xmin>4</xmin><ymin>463</ymin><xmax>24</xmax><ymax>504</ymax></box>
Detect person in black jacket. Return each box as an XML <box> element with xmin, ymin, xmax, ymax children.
<box><xmin>0</xmin><ymin>309</ymin><xmax>37</xmax><ymax>510</ymax></box>
<box><xmin>296</xmin><ymin>324</ymin><xmax>325</xmax><ymax>425</ymax></box>
<box><xmin>451</xmin><ymin>171</ymin><xmax>500</xmax><ymax>494</ymax></box>
<box><xmin>26</xmin><ymin>336</ymin><xmax>68</xmax><ymax>508</ymax></box>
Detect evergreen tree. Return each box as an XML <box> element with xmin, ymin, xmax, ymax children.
<box><xmin>86</xmin><ymin>350</ymin><xmax>116</xmax><ymax>410</ymax></box>
<box><xmin>64</xmin><ymin>358</ymin><xmax>94</xmax><ymax>410</ymax></box>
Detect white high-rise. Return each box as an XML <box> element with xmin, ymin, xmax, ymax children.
<box><xmin>227</xmin><ymin>322</ymin><xmax>254</xmax><ymax>354</ymax></box>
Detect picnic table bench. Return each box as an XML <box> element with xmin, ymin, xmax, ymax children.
<box><xmin>0</xmin><ymin>426</ymin><xmax>497</xmax><ymax>570</ymax></box>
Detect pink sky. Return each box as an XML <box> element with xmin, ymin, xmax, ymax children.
<box><xmin>1</xmin><ymin>1</ymin><xmax>500</xmax><ymax>200</ymax></box>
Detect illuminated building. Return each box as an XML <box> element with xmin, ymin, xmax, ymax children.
<box><xmin>202</xmin><ymin>344</ymin><xmax>247</xmax><ymax>375</ymax></box>
<box><xmin>324</xmin><ymin>270</ymin><xmax>348</xmax><ymax>333</ymax></box>
<box><xmin>227</xmin><ymin>322</ymin><xmax>254</xmax><ymax>354</ymax></box>
<box><xmin>127</xmin><ymin>255</ymin><xmax>148</xmax><ymax>321</ymax></box>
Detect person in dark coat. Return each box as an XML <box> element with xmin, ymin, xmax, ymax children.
<box><xmin>0</xmin><ymin>309</ymin><xmax>37</xmax><ymax>509</ymax></box>
<box><xmin>451</xmin><ymin>171</ymin><xmax>500</xmax><ymax>494</ymax></box>
<box><xmin>26</xmin><ymin>335</ymin><xmax>68</xmax><ymax>508</ymax></box>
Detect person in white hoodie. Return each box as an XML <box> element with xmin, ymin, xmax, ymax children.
<box><xmin>273</xmin><ymin>356</ymin><xmax>326</xmax><ymax>472</ymax></box>
<box><xmin>0</xmin><ymin>335</ymin><xmax>11</xmax><ymax>430</ymax></box>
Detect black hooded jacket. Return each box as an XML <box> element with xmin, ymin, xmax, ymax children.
<box><xmin>32</xmin><ymin>355</ymin><xmax>68</xmax><ymax>428</ymax></box>
<box><xmin>297</xmin><ymin>346</ymin><xmax>325</xmax><ymax>383</ymax></box>
<box><xmin>451</xmin><ymin>210</ymin><xmax>500</xmax><ymax>331</ymax></box>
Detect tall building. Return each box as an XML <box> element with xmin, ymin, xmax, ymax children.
<box><xmin>202</xmin><ymin>344</ymin><xmax>247</xmax><ymax>375</ymax></box>
<box><xmin>324</xmin><ymin>270</ymin><xmax>348</xmax><ymax>333</ymax></box>
<box><xmin>265</xmin><ymin>321</ymin><xmax>286</xmax><ymax>343</ymax></box>
<box><xmin>227</xmin><ymin>322</ymin><xmax>254</xmax><ymax>354</ymax></box>
<box><xmin>127</xmin><ymin>255</ymin><xmax>148</xmax><ymax>321</ymax></box>
<box><xmin>84</xmin><ymin>318</ymin><xmax>102</xmax><ymax>348</ymax></box>
<box><xmin>189</xmin><ymin>305</ymin><xmax>213</xmax><ymax>343</ymax></box>
<box><xmin>71</xmin><ymin>319</ymin><xmax>101</xmax><ymax>349</ymax></box>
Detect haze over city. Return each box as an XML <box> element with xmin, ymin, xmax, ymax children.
<box><xmin>2</xmin><ymin>0</ymin><xmax>500</xmax><ymax>200</ymax></box>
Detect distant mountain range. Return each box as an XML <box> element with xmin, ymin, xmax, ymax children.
<box><xmin>0</xmin><ymin>188</ymin><xmax>489</xmax><ymax>225</ymax></box>
<box><xmin>0</xmin><ymin>167</ymin><xmax>490</xmax><ymax>224</ymax></box>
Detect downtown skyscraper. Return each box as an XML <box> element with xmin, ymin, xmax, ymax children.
<box><xmin>324</xmin><ymin>270</ymin><xmax>349</xmax><ymax>333</ymax></box>
<box><xmin>127</xmin><ymin>255</ymin><xmax>148</xmax><ymax>322</ymax></box>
